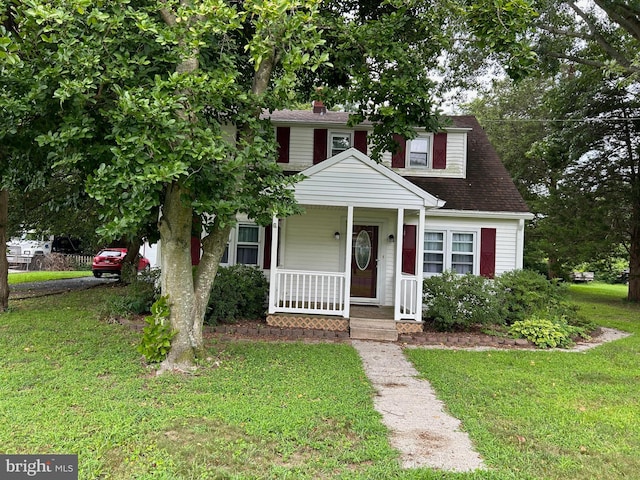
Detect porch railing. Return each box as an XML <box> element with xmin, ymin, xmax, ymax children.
<box><xmin>272</xmin><ymin>269</ymin><xmax>346</xmax><ymax>316</ymax></box>
<box><xmin>399</xmin><ymin>275</ymin><xmax>420</xmax><ymax>320</ymax></box>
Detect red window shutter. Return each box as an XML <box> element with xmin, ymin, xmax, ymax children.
<box><xmin>480</xmin><ymin>228</ymin><xmax>496</xmax><ymax>279</ymax></box>
<box><xmin>433</xmin><ymin>132</ymin><xmax>447</xmax><ymax>169</ymax></box>
<box><xmin>190</xmin><ymin>236</ymin><xmax>201</xmax><ymax>266</ymax></box>
<box><xmin>276</xmin><ymin>127</ymin><xmax>290</xmax><ymax>163</ymax></box>
<box><xmin>313</xmin><ymin>128</ymin><xmax>327</xmax><ymax>164</ymax></box>
<box><xmin>402</xmin><ymin>225</ymin><xmax>417</xmax><ymax>274</ymax></box>
<box><xmin>263</xmin><ymin>225</ymin><xmax>272</xmax><ymax>269</ymax></box>
<box><xmin>391</xmin><ymin>134</ymin><xmax>406</xmax><ymax>168</ymax></box>
<box><xmin>354</xmin><ymin>130</ymin><xmax>368</xmax><ymax>154</ymax></box>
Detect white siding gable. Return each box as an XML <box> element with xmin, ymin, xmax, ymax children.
<box><xmin>294</xmin><ymin>149</ymin><xmax>444</xmax><ymax>209</ymax></box>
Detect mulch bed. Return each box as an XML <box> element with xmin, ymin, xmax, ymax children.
<box><xmin>118</xmin><ymin>317</ymin><xmax>542</xmax><ymax>348</ymax></box>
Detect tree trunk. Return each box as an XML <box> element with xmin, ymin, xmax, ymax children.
<box><xmin>121</xmin><ymin>236</ymin><xmax>142</xmax><ymax>284</ymax></box>
<box><xmin>0</xmin><ymin>189</ymin><xmax>9</xmax><ymax>312</ymax></box>
<box><xmin>158</xmin><ymin>182</ymin><xmax>232</xmax><ymax>371</ymax></box>
<box><xmin>159</xmin><ymin>181</ymin><xmax>198</xmax><ymax>371</ymax></box>
<box><xmin>155</xmin><ymin>2</ymin><xmax>274</xmax><ymax>370</ymax></box>
<box><xmin>191</xmin><ymin>218</ymin><xmax>232</xmax><ymax>352</ymax></box>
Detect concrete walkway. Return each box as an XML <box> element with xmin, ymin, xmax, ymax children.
<box><xmin>352</xmin><ymin>340</ymin><xmax>485</xmax><ymax>472</ymax></box>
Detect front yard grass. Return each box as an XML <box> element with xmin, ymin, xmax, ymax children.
<box><xmin>8</xmin><ymin>270</ymin><xmax>92</xmax><ymax>285</ymax></box>
<box><xmin>1</xmin><ymin>288</ymin><xmax>400</xmax><ymax>479</ymax></box>
<box><xmin>407</xmin><ymin>282</ymin><xmax>640</xmax><ymax>480</ymax></box>
<box><xmin>0</xmin><ymin>282</ymin><xmax>638</xmax><ymax>479</ymax></box>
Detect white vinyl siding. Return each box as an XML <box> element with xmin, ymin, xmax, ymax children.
<box><xmin>281</xmin><ymin>209</ymin><xmax>343</xmax><ymax>272</ymax></box>
<box><xmin>281</xmin><ymin>207</ymin><xmax>397</xmax><ymax>307</ymax></box>
<box><xmin>279</xmin><ymin>125</ymin><xmax>468</xmax><ymax>179</ymax></box>
<box><xmin>295</xmin><ymin>157</ymin><xmax>426</xmax><ymax>208</ymax></box>
<box><xmin>287</xmin><ymin>126</ymin><xmax>315</xmax><ymax>168</ymax></box>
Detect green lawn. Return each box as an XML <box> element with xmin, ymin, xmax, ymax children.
<box><xmin>406</xmin><ymin>282</ymin><xmax>640</xmax><ymax>480</ymax></box>
<box><xmin>0</xmin><ymin>283</ymin><xmax>637</xmax><ymax>479</ymax></box>
<box><xmin>8</xmin><ymin>270</ymin><xmax>93</xmax><ymax>285</ymax></box>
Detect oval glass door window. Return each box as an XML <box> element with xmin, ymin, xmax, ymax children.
<box><xmin>355</xmin><ymin>230</ymin><xmax>372</xmax><ymax>270</ymax></box>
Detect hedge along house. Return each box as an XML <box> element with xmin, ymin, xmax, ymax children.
<box><xmin>217</xmin><ymin>102</ymin><xmax>532</xmax><ymax>340</ymax></box>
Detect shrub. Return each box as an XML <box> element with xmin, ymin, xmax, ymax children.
<box><xmin>509</xmin><ymin>313</ymin><xmax>591</xmax><ymax>349</ymax></box>
<box><xmin>99</xmin><ymin>272</ymin><xmax>159</xmax><ymax>321</ymax></box>
<box><xmin>205</xmin><ymin>265</ymin><xmax>269</xmax><ymax>325</ymax></box>
<box><xmin>495</xmin><ymin>270</ymin><xmax>569</xmax><ymax>325</ymax></box>
<box><xmin>422</xmin><ymin>271</ymin><xmax>502</xmax><ymax>331</ymax></box>
<box><xmin>138</xmin><ymin>296</ymin><xmax>176</xmax><ymax>363</ymax></box>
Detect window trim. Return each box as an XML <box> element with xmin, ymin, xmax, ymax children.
<box><xmin>423</xmin><ymin>231</ymin><xmax>444</xmax><ymax>274</ymax></box>
<box><xmin>329</xmin><ymin>131</ymin><xmax>353</xmax><ymax>157</ymax></box>
<box><xmin>451</xmin><ymin>232</ymin><xmax>475</xmax><ymax>274</ymax></box>
<box><xmin>407</xmin><ymin>134</ymin><xmax>433</xmax><ymax>168</ymax></box>
<box><xmin>423</xmin><ymin>229</ymin><xmax>479</xmax><ymax>277</ymax></box>
<box><xmin>220</xmin><ymin>223</ymin><xmax>262</xmax><ymax>267</ymax></box>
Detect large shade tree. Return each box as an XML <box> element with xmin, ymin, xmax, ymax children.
<box><xmin>469</xmin><ymin>68</ymin><xmax>640</xmax><ymax>293</ymax></box>
<box><xmin>529</xmin><ymin>0</ymin><xmax>640</xmax><ymax>299</ymax></box>
<box><xmin>1</xmin><ymin>0</ymin><xmax>536</xmax><ymax>367</ymax></box>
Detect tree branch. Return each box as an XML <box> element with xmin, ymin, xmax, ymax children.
<box><xmin>537</xmin><ymin>24</ymin><xmax>593</xmax><ymax>42</ymax></box>
<box><xmin>593</xmin><ymin>0</ymin><xmax>640</xmax><ymax>42</ymax></box>
<box><xmin>566</xmin><ymin>0</ymin><xmax>634</xmax><ymax>70</ymax></box>
<box><xmin>544</xmin><ymin>50</ymin><xmax>640</xmax><ymax>73</ymax></box>
<box><xmin>159</xmin><ymin>5</ymin><xmax>177</xmax><ymax>27</ymax></box>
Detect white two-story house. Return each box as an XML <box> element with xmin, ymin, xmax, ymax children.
<box><xmin>216</xmin><ymin>102</ymin><xmax>532</xmax><ymax>340</ymax></box>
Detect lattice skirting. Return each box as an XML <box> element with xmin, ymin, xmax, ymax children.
<box><xmin>267</xmin><ymin>315</ymin><xmax>349</xmax><ymax>332</ymax></box>
<box><xmin>396</xmin><ymin>322</ymin><xmax>424</xmax><ymax>334</ymax></box>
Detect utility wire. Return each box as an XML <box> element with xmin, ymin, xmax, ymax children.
<box><xmin>479</xmin><ymin>117</ymin><xmax>640</xmax><ymax>124</ymax></box>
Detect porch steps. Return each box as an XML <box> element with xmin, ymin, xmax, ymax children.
<box><xmin>349</xmin><ymin>318</ymin><xmax>398</xmax><ymax>342</ymax></box>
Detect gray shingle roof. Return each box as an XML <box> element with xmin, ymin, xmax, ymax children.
<box><xmin>405</xmin><ymin>116</ymin><xmax>530</xmax><ymax>213</ymax></box>
<box><xmin>266</xmin><ymin>109</ymin><xmax>372</xmax><ymax>126</ymax></box>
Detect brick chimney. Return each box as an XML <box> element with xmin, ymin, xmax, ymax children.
<box><xmin>312</xmin><ymin>100</ymin><xmax>326</xmax><ymax>115</ymax></box>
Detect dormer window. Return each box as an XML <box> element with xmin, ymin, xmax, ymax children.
<box><xmin>409</xmin><ymin>136</ymin><xmax>431</xmax><ymax>167</ymax></box>
<box><xmin>330</xmin><ymin>132</ymin><xmax>352</xmax><ymax>156</ymax></box>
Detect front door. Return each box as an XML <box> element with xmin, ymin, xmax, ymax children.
<box><xmin>351</xmin><ymin>225</ymin><xmax>378</xmax><ymax>298</ymax></box>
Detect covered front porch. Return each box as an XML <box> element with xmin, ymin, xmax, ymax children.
<box><xmin>266</xmin><ymin>149</ymin><xmax>445</xmax><ymax>328</ymax></box>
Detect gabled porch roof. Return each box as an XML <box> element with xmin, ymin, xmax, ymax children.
<box><xmin>293</xmin><ymin>148</ymin><xmax>446</xmax><ymax>209</ymax></box>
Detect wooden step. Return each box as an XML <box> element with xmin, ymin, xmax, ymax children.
<box><xmin>349</xmin><ymin>318</ymin><xmax>398</xmax><ymax>341</ymax></box>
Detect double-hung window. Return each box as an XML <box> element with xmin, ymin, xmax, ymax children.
<box><xmin>236</xmin><ymin>225</ymin><xmax>260</xmax><ymax>265</ymax></box>
<box><xmin>424</xmin><ymin>232</ymin><xmax>444</xmax><ymax>273</ymax></box>
<box><xmin>330</xmin><ymin>132</ymin><xmax>352</xmax><ymax>157</ymax></box>
<box><xmin>451</xmin><ymin>233</ymin><xmax>474</xmax><ymax>274</ymax></box>
<box><xmin>423</xmin><ymin>231</ymin><xmax>476</xmax><ymax>275</ymax></box>
<box><xmin>408</xmin><ymin>136</ymin><xmax>431</xmax><ymax>168</ymax></box>
<box><xmin>220</xmin><ymin>224</ymin><xmax>261</xmax><ymax>266</ymax></box>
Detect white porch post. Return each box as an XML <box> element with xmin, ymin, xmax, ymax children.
<box><xmin>394</xmin><ymin>207</ymin><xmax>404</xmax><ymax>321</ymax></box>
<box><xmin>267</xmin><ymin>215</ymin><xmax>279</xmax><ymax>314</ymax></box>
<box><xmin>343</xmin><ymin>205</ymin><xmax>354</xmax><ymax>318</ymax></box>
<box><xmin>415</xmin><ymin>208</ymin><xmax>425</xmax><ymax>322</ymax></box>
